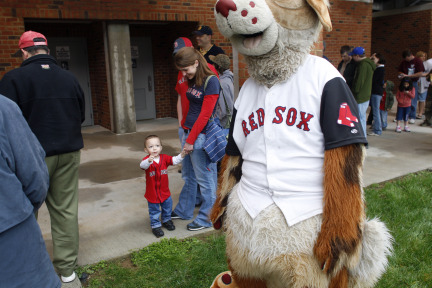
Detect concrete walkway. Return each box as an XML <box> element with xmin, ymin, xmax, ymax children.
<box><xmin>39</xmin><ymin>115</ymin><xmax>432</xmax><ymax>266</ymax></box>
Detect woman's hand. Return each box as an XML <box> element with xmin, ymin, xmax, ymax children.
<box><xmin>184</xmin><ymin>143</ymin><xmax>194</xmax><ymax>153</ymax></box>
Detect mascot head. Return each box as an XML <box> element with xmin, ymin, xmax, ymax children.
<box><xmin>215</xmin><ymin>0</ymin><xmax>331</xmax><ymax>56</ymax></box>
<box><xmin>214</xmin><ymin>0</ymin><xmax>332</xmax><ymax>86</ymax></box>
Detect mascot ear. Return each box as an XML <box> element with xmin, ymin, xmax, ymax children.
<box><xmin>306</xmin><ymin>0</ymin><xmax>332</xmax><ymax>32</ymax></box>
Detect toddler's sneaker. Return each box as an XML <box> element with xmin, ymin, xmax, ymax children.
<box><xmin>162</xmin><ymin>220</ymin><xmax>176</xmax><ymax>231</ymax></box>
<box><xmin>395</xmin><ymin>126</ymin><xmax>402</xmax><ymax>133</ymax></box>
<box><xmin>152</xmin><ymin>227</ymin><xmax>164</xmax><ymax>238</ymax></box>
<box><xmin>404</xmin><ymin>126</ymin><xmax>411</xmax><ymax>132</ymax></box>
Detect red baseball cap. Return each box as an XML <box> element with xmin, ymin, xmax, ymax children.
<box><xmin>173</xmin><ymin>37</ymin><xmax>193</xmax><ymax>55</ymax></box>
<box><xmin>14</xmin><ymin>30</ymin><xmax>48</xmax><ymax>56</ymax></box>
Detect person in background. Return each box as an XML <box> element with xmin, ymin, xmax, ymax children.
<box><xmin>0</xmin><ymin>30</ymin><xmax>85</xmax><ymax>288</ymax></box>
<box><xmin>395</xmin><ymin>78</ymin><xmax>415</xmax><ymax>133</ymax></box>
<box><xmin>379</xmin><ymin>80</ymin><xmax>395</xmax><ymax>131</ymax></box>
<box><xmin>209</xmin><ymin>54</ymin><xmax>234</xmax><ymax>135</ymax></box>
<box><xmin>0</xmin><ymin>95</ymin><xmax>61</xmax><ymax>288</ymax></box>
<box><xmin>398</xmin><ymin>49</ymin><xmax>425</xmax><ymax>124</ymax></box>
<box><xmin>416</xmin><ymin>51</ymin><xmax>432</xmax><ymax>120</ymax></box>
<box><xmin>193</xmin><ymin>25</ymin><xmax>225</xmax><ymax>65</ymax></box>
<box><xmin>337</xmin><ymin>45</ymin><xmax>357</xmax><ymax>89</ymax></box>
<box><xmin>350</xmin><ymin>46</ymin><xmax>376</xmax><ymax>137</ymax></box>
<box><xmin>368</xmin><ymin>53</ymin><xmax>386</xmax><ymax>136</ymax></box>
<box><xmin>172</xmin><ymin>47</ymin><xmax>219</xmax><ymax>231</ymax></box>
<box><xmin>140</xmin><ymin>135</ymin><xmax>186</xmax><ymax>238</ymax></box>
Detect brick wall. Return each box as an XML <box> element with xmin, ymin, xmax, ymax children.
<box><xmin>372</xmin><ymin>9</ymin><xmax>432</xmax><ymax>89</ymax></box>
<box><xmin>324</xmin><ymin>0</ymin><xmax>373</xmax><ymax>67</ymax></box>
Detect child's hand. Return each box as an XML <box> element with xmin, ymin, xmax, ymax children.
<box><xmin>148</xmin><ymin>155</ymin><xmax>154</xmax><ymax>163</ymax></box>
<box><xmin>180</xmin><ymin>148</ymin><xmax>188</xmax><ymax>158</ymax></box>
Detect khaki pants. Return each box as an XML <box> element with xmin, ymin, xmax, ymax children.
<box><xmin>44</xmin><ymin>150</ymin><xmax>81</xmax><ymax>277</ymax></box>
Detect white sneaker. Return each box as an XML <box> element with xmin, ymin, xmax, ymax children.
<box><xmin>61</xmin><ymin>273</ymin><xmax>82</xmax><ymax>288</ymax></box>
<box><xmin>408</xmin><ymin>119</ymin><xmax>415</xmax><ymax>124</ymax></box>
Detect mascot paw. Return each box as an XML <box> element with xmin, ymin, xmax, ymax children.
<box><xmin>210</xmin><ymin>271</ymin><xmax>237</xmax><ymax>288</ymax></box>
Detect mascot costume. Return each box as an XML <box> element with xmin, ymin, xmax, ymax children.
<box><xmin>209</xmin><ymin>0</ymin><xmax>393</xmax><ymax>287</ymax></box>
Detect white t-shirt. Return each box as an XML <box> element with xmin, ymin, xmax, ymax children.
<box><xmin>229</xmin><ymin>55</ymin><xmax>367</xmax><ymax>226</ymax></box>
<box><xmin>418</xmin><ymin>58</ymin><xmax>432</xmax><ymax>94</ymax></box>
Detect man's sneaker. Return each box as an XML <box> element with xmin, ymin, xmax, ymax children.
<box><xmin>152</xmin><ymin>227</ymin><xmax>164</xmax><ymax>238</ymax></box>
<box><xmin>408</xmin><ymin>118</ymin><xmax>415</xmax><ymax>124</ymax></box>
<box><xmin>171</xmin><ymin>211</ymin><xmax>181</xmax><ymax>219</ymax></box>
<box><xmin>404</xmin><ymin>126</ymin><xmax>411</xmax><ymax>132</ymax></box>
<box><xmin>187</xmin><ymin>221</ymin><xmax>208</xmax><ymax>231</ymax></box>
<box><xmin>61</xmin><ymin>274</ymin><xmax>82</xmax><ymax>288</ymax></box>
<box><xmin>395</xmin><ymin>126</ymin><xmax>402</xmax><ymax>133</ymax></box>
<box><xmin>162</xmin><ymin>220</ymin><xmax>176</xmax><ymax>231</ymax></box>
<box><xmin>367</xmin><ymin>132</ymin><xmax>380</xmax><ymax>136</ymax></box>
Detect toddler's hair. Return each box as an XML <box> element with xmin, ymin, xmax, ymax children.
<box><xmin>399</xmin><ymin>77</ymin><xmax>413</xmax><ymax>92</ymax></box>
<box><xmin>144</xmin><ymin>135</ymin><xmax>161</xmax><ymax>148</ymax></box>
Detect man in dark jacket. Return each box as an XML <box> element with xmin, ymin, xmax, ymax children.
<box><xmin>337</xmin><ymin>45</ymin><xmax>357</xmax><ymax>89</ymax></box>
<box><xmin>368</xmin><ymin>53</ymin><xmax>386</xmax><ymax>136</ymax></box>
<box><xmin>0</xmin><ymin>30</ymin><xmax>84</xmax><ymax>288</ymax></box>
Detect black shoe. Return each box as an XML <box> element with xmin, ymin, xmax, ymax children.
<box><xmin>162</xmin><ymin>220</ymin><xmax>176</xmax><ymax>231</ymax></box>
<box><xmin>152</xmin><ymin>227</ymin><xmax>164</xmax><ymax>238</ymax></box>
<box><xmin>171</xmin><ymin>211</ymin><xmax>181</xmax><ymax>219</ymax></box>
<box><xmin>186</xmin><ymin>221</ymin><xmax>208</xmax><ymax>231</ymax></box>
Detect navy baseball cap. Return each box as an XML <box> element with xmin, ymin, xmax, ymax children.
<box><xmin>194</xmin><ymin>25</ymin><xmax>213</xmax><ymax>36</ymax></box>
<box><xmin>349</xmin><ymin>46</ymin><xmax>365</xmax><ymax>56</ymax></box>
<box><xmin>173</xmin><ymin>37</ymin><xmax>193</xmax><ymax>55</ymax></box>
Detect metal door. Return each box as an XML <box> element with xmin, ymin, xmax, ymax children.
<box><xmin>131</xmin><ymin>37</ymin><xmax>156</xmax><ymax>120</ymax></box>
<box><xmin>48</xmin><ymin>38</ymin><xmax>93</xmax><ymax>126</ymax></box>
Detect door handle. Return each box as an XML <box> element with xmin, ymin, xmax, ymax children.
<box><xmin>148</xmin><ymin>76</ymin><xmax>153</xmax><ymax>92</ymax></box>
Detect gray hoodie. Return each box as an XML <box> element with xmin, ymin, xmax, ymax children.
<box><xmin>217</xmin><ymin>69</ymin><xmax>234</xmax><ymax>128</ymax></box>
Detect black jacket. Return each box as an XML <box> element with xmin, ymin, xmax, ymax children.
<box><xmin>0</xmin><ymin>54</ymin><xmax>85</xmax><ymax>156</ymax></box>
<box><xmin>371</xmin><ymin>65</ymin><xmax>385</xmax><ymax>95</ymax></box>
<box><xmin>337</xmin><ymin>60</ymin><xmax>357</xmax><ymax>89</ymax></box>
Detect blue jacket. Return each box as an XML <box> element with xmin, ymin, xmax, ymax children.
<box><xmin>0</xmin><ymin>95</ymin><xmax>49</xmax><ymax>233</ymax></box>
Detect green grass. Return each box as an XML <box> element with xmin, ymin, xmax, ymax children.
<box><xmin>82</xmin><ymin>171</ymin><xmax>432</xmax><ymax>288</ymax></box>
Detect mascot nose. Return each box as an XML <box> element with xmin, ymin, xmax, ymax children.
<box><xmin>216</xmin><ymin>0</ymin><xmax>238</xmax><ymax>18</ymax></box>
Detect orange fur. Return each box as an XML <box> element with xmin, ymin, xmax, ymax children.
<box><xmin>329</xmin><ymin>267</ymin><xmax>348</xmax><ymax>288</ymax></box>
<box><xmin>313</xmin><ymin>144</ymin><xmax>364</xmax><ymax>276</ymax></box>
<box><xmin>210</xmin><ymin>155</ymin><xmax>242</xmax><ymax>227</ymax></box>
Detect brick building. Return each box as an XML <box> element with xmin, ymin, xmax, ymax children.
<box><xmin>0</xmin><ymin>0</ymin><xmax>374</xmax><ymax>133</ymax></box>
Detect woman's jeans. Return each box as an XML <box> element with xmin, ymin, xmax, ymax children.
<box><xmin>370</xmin><ymin>94</ymin><xmax>383</xmax><ymax>135</ymax></box>
<box><xmin>174</xmin><ymin>132</ymin><xmax>217</xmax><ymax>227</ymax></box>
<box><xmin>148</xmin><ymin>197</ymin><xmax>173</xmax><ymax>228</ymax></box>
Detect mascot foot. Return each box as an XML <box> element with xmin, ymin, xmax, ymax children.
<box><xmin>210</xmin><ymin>271</ymin><xmax>238</xmax><ymax>288</ymax></box>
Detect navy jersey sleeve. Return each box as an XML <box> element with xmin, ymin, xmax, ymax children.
<box><xmin>226</xmin><ymin>108</ymin><xmax>241</xmax><ymax>156</ymax></box>
<box><xmin>320</xmin><ymin>78</ymin><xmax>368</xmax><ymax>150</ymax></box>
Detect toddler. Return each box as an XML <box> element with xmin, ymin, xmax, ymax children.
<box><xmin>395</xmin><ymin>78</ymin><xmax>415</xmax><ymax>132</ymax></box>
<box><xmin>140</xmin><ymin>135</ymin><xmax>186</xmax><ymax>238</ymax></box>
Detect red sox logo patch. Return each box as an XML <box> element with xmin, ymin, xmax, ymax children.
<box><xmin>337</xmin><ymin>103</ymin><xmax>358</xmax><ymax>127</ymax></box>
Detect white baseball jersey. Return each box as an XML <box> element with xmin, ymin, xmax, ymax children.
<box><xmin>229</xmin><ymin>55</ymin><xmax>366</xmax><ymax>226</ymax></box>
